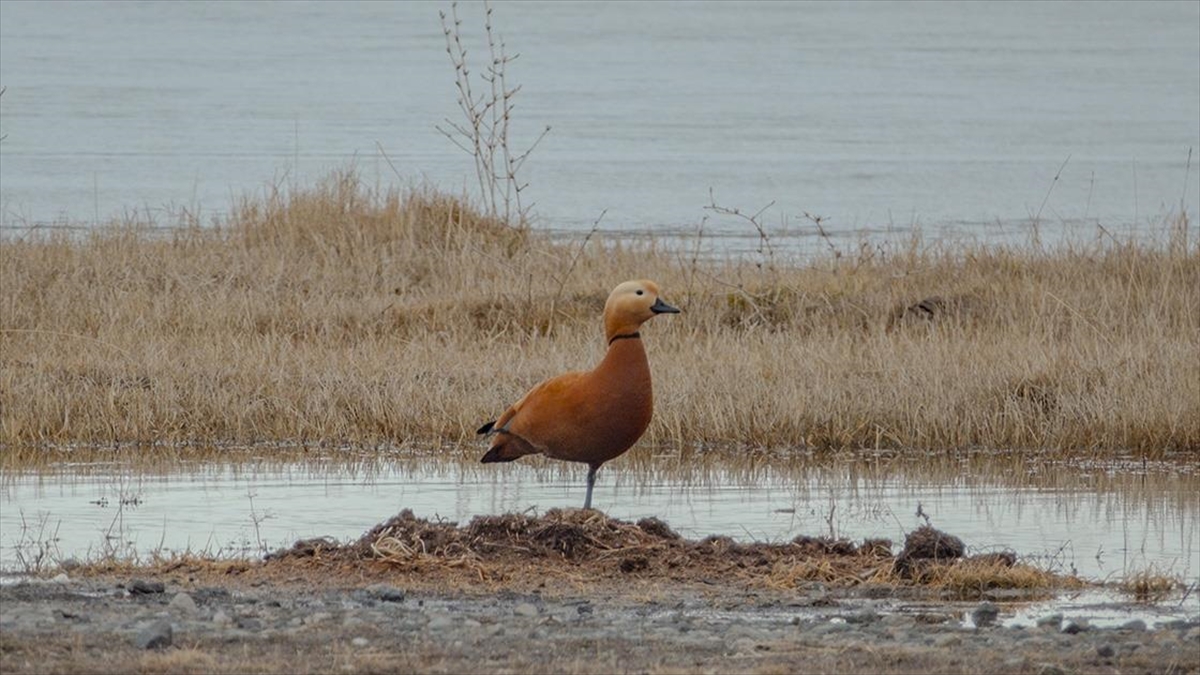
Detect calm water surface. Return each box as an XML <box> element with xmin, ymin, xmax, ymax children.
<box><xmin>2</xmin><ymin>455</ymin><xmax>1196</xmax><ymax>587</ymax></box>
<box><xmin>1</xmin><ymin>1</ymin><xmax>1197</xmax><ymax>251</ymax></box>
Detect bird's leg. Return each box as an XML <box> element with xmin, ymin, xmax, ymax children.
<box><xmin>583</xmin><ymin>464</ymin><xmax>599</xmax><ymax>510</ymax></box>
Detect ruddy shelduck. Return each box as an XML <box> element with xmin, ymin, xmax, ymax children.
<box><xmin>478</xmin><ymin>280</ymin><xmax>680</xmax><ymax>509</ymax></box>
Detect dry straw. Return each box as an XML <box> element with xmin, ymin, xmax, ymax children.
<box><xmin>1</xmin><ymin>170</ymin><xmax>1197</xmax><ymax>464</ymax></box>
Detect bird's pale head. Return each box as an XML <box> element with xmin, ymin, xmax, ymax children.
<box><xmin>603</xmin><ymin>280</ymin><xmax>679</xmax><ymax>340</ymax></box>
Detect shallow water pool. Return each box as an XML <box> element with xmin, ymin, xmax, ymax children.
<box><xmin>2</xmin><ymin>452</ymin><xmax>1195</xmax><ymax>587</ymax></box>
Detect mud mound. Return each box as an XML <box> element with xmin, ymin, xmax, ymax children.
<box><xmin>891</xmin><ymin>525</ymin><xmax>1024</xmax><ymax>583</ymax></box>
<box><xmin>899</xmin><ymin>525</ymin><xmax>965</xmax><ymax>560</ymax></box>
<box><xmin>265</xmin><ymin>510</ymin><xmax>1049</xmax><ymax>595</ymax></box>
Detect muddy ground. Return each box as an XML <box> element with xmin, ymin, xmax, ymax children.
<box><xmin>1</xmin><ymin>509</ymin><xmax>1197</xmax><ymax>674</ymax></box>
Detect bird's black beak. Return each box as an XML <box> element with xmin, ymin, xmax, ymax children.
<box><xmin>651</xmin><ymin>298</ymin><xmax>680</xmax><ymax>314</ymax></box>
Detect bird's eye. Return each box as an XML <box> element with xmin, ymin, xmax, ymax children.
<box><xmin>636</xmin><ymin>290</ymin><xmax>644</xmax><ymax>296</ymax></box>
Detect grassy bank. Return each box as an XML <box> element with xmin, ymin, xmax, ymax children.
<box><xmin>2</xmin><ymin>170</ymin><xmax>1197</xmax><ymax>463</ymax></box>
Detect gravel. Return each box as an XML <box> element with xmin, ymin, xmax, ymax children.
<box><xmin>1</xmin><ymin>573</ymin><xmax>1197</xmax><ymax>675</ymax></box>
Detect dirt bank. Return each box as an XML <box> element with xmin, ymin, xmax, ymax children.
<box><xmin>1</xmin><ymin>510</ymin><xmax>1196</xmax><ymax>675</ymax></box>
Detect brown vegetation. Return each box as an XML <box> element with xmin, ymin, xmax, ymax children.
<box><xmin>1</xmin><ymin>170</ymin><xmax>1198</xmax><ymax>463</ymax></box>
<box><xmin>73</xmin><ymin>508</ymin><xmax>1063</xmax><ymax>602</ymax></box>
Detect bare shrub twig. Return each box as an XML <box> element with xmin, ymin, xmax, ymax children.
<box><xmin>704</xmin><ymin>188</ymin><xmax>777</xmax><ymax>272</ymax></box>
<box><xmin>437</xmin><ymin>1</ymin><xmax>550</xmax><ymax>227</ymax></box>
<box><xmin>12</xmin><ymin>510</ymin><xmax>62</xmax><ymax>574</ymax></box>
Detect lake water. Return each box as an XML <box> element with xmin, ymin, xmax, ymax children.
<box><xmin>1</xmin><ymin>0</ymin><xmax>1198</xmax><ymax>252</ymax></box>
<box><xmin>2</xmin><ymin>455</ymin><xmax>1196</xmax><ymax>588</ymax></box>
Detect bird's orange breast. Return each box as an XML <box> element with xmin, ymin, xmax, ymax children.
<box><xmin>502</xmin><ymin>338</ymin><xmax>653</xmax><ymax>466</ymax></box>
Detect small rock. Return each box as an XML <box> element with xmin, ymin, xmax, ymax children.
<box><xmin>1061</xmin><ymin>618</ymin><xmax>1090</xmax><ymax>634</ymax></box>
<box><xmin>730</xmin><ymin>637</ymin><xmax>759</xmax><ymax>654</ymax></box>
<box><xmin>463</xmin><ymin>618</ymin><xmax>482</xmax><ymax>629</ymax></box>
<box><xmin>1036</xmin><ymin>613</ymin><xmax>1063</xmax><ymax>630</ymax></box>
<box><xmin>1008</xmin><ymin>627</ymin><xmax>1031</xmax><ymax>641</ymax></box>
<box><xmin>351</xmin><ymin>637</ymin><xmax>369</xmax><ymax>647</ymax></box>
<box><xmin>514</xmin><ymin>602</ymin><xmax>539</xmax><ymax>617</ymax></box>
<box><xmin>168</xmin><ymin>593</ymin><xmax>197</xmax><ymax>616</ymax></box>
<box><xmin>1096</xmin><ymin>643</ymin><xmax>1115</xmax><ymax>658</ymax></box>
<box><xmin>133</xmin><ymin>619</ymin><xmax>173</xmax><ymax>650</ymax></box>
<box><xmin>576</xmin><ymin>603</ymin><xmax>593</xmax><ymax>616</ymax></box>
<box><xmin>428</xmin><ymin>615</ymin><xmax>455</xmax><ymax>630</ymax></box>
<box><xmin>971</xmin><ymin>602</ymin><xmax>1000</xmax><ymax>628</ymax></box>
<box><xmin>367</xmin><ymin>584</ymin><xmax>406</xmax><ymax>603</ymax></box>
<box><xmin>235</xmin><ymin>616</ymin><xmax>263</xmax><ymax>631</ymax></box>
<box><xmin>305</xmin><ymin>612</ymin><xmax>332</xmax><ymax>626</ymax></box>
<box><xmin>1119</xmin><ymin>641</ymin><xmax>1142</xmax><ymax>654</ymax></box>
<box><xmin>933</xmin><ymin>634</ymin><xmax>962</xmax><ymax>649</ymax></box>
<box><xmin>809</xmin><ymin>621</ymin><xmax>851</xmax><ymax>636</ymax></box>
<box><xmin>128</xmin><ymin>579</ymin><xmax>165</xmax><ymax>595</ymax></box>
<box><xmin>1119</xmin><ymin>619</ymin><xmax>1147</xmax><ymax>632</ymax></box>
<box><xmin>914</xmin><ymin>613</ymin><xmax>951</xmax><ymax>625</ymax></box>
<box><xmin>191</xmin><ymin>588</ymin><xmax>231</xmax><ymax>606</ymax></box>
<box><xmin>844</xmin><ymin>608</ymin><xmax>878</xmax><ymax>625</ymax></box>
<box><xmin>212</xmin><ymin>610</ymin><xmax>232</xmax><ymax>627</ymax></box>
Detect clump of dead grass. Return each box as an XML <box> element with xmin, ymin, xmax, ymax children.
<box><xmin>1</xmin><ymin>170</ymin><xmax>1197</xmax><ymax>462</ymax></box>
<box><xmin>1119</xmin><ymin>567</ymin><xmax>1186</xmax><ymax>603</ymax></box>
<box><xmin>258</xmin><ymin>508</ymin><xmax>1065</xmax><ymax>599</ymax></box>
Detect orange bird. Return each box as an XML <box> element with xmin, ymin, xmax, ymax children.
<box><xmin>478</xmin><ymin>280</ymin><xmax>680</xmax><ymax>509</ymax></box>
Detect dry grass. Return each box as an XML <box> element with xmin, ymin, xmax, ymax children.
<box><xmin>1119</xmin><ymin>567</ymin><xmax>1188</xmax><ymax>603</ymax></box>
<box><xmin>2</xmin><ymin>169</ymin><xmax>1198</xmax><ymax>464</ymax></box>
<box><xmin>68</xmin><ymin>508</ymin><xmax>1065</xmax><ymax>602</ymax></box>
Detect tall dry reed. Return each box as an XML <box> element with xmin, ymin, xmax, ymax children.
<box><xmin>1</xmin><ymin>170</ymin><xmax>1197</xmax><ymax>464</ymax></box>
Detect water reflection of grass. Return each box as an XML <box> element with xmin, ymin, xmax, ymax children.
<box><xmin>1</xmin><ymin>171</ymin><xmax>1197</xmax><ymax>463</ymax></box>
<box><xmin>6</xmin><ymin>449</ymin><xmax>1196</xmax><ymax>554</ymax></box>
<box><xmin>6</xmin><ymin>447</ymin><xmax>1196</xmax><ymax>497</ymax></box>
<box><xmin>3</xmin><ymin>451</ymin><xmax>1194</xmax><ymax>588</ymax></box>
